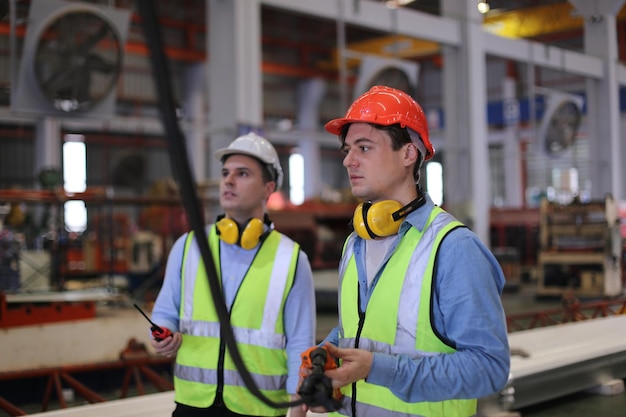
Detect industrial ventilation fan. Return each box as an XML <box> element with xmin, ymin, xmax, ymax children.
<box><xmin>12</xmin><ymin>0</ymin><xmax>130</xmax><ymax>118</ymax></box>
<box><xmin>537</xmin><ymin>92</ymin><xmax>584</xmax><ymax>158</ymax></box>
<box><xmin>353</xmin><ymin>54</ymin><xmax>420</xmax><ymax>99</ymax></box>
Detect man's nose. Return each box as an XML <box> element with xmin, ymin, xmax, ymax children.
<box><xmin>223</xmin><ymin>172</ymin><xmax>235</xmax><ymax>184</ymax></box>
<box><xmin>343</xmin><ymin>151</ymin><xmax>355</xmax><ymax>167</ymax></box>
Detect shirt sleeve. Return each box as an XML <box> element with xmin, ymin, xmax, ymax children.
<box><xmin>284</xmin><ymin>249</ymin><xmax>317</xmax><ymax>395</ymax></box>
<box><xmin>150</xmin><ymin>233</ymin><xmax>188</xmax><ymax>333</ymax></box>
<box><xmin>321</xmin><ymin>326</ymin><xmax>340</xmax><ymax>347</ymax></box>
<box><xmin>366</xmin><ymin>228</ymin><xmax>511</xmax><ymax>402</ymax></box>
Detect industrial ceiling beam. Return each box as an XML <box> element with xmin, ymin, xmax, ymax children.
<box><xmin>262</xmin><ymin>0</ymin><xmax>625</xmax><ymax>83</ymax></box>
<box><xmin>484</xmin><ymin>32</ymin><xmax>605</xmax><ymax>79</ymax></box>
<box><xmin>261</xmin><ymin>0</ymin><xmax>461</xmax><ymax>46</ymax></box>
<box><xmin>324</xmin><ymin>2</ymin><xmax>626</xmax><ymax>70</ymax></box>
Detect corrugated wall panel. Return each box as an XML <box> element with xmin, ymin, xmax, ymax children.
<box><xmin>119</xmin><ymin>54</ymin><xmax>157</xmax><ymax>103</ymax></box>
<box><xmin>524</xmin><ymin>134</ymin><xmax>590</xmax><ymax>205</ymax></box>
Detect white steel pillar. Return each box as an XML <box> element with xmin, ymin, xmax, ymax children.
<box><xmin>34</xmin><ymin>117</ymin><xmax>61</xmax><ymax>183</ymax></box>
<box><xmin>570</xmin><ymin>0</ymin><xmax>625</xmax><ymax>201</ymax></box>
<box><xmin>297</xmin><ymin>78</ymin><xmax>326</xmax><ymax>201</ymax></box>
<box><xmin>207</xmin><ymin>0</ymin><xmax>263</xmax><ymax>182</ymax></box>
<box><xmin>33</xmin><ymin>116</ymin><xmax>61</xmax><ymax>233</ymax></box>
<box><xmin>502</xmin><ymin>77</ymin><xmax>523</xmax><ymax>207</ymax></box>
<box><xmin>441</xmin><ymin>0</ymin><xmax>491</xmax><ymax>245</ymax></box>
<box><xmin>182</xmin><ymin>63</ymin><xmax>207</xmax><ymax>182</ymax></box>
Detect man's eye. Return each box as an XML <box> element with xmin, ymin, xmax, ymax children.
<box><xmin>360</xmin><ymin>146</ymin><xmax>370</xmax><ymax>152</ymax></box>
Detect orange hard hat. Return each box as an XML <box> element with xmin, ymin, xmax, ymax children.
<box><xmin>324</xmin><ymin>85</ymin><xmax>434</xmax><ymax>160</ymax></box>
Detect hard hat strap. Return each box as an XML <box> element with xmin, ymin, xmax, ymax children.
<box><xmin>407</xmin><ymin>128</ymin><xmax>427</xmax><ymax>160</ymax></box>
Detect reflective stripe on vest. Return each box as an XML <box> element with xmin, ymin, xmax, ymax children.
<box><xmin>173</xmin><ymin>227</ymin><xmax>299</xmax><ymax>415</ymax></box>
<box><xmin>333</xmin><ymin>207</ymin><xmax>476</xmax><ymax>417</ymax></box>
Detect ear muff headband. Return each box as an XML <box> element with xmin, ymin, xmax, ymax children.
<box><xmin>353</xmin><ymin>194</ymin><xmax>426</xmax><ymax>239</ymax></box>
<box><xmin>216</xmin><ymin>216</ymin><xmax>268</xmax><ymax>250</ymax></box>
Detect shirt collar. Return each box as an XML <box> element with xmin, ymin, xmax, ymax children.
<box><xmin>399</xmin><ymin>192</ymin><xmax>436</xmax><ymax>235</ymax></box>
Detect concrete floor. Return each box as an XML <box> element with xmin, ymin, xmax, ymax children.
<box><xmin>497</xmin><ymin>284</ymin><xmax>626</xmax><ymax>417</ymax></box>
<box><xmin>315</xmin><ymin>280</ymin><xmax>626</xmax><ymax>417</ymax></box>
<box><xmin>2</xmin><ymin>277</ymin><xmax>625</xmax><ymax>417</ymax></box>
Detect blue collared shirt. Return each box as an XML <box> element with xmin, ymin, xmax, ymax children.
<box><xmin>324</xmin><ymin>194</ymin><xmax>510</xmax><ymax>402</ymax></box>
<box><xmin>151</xmin><ymin>225</ymin><xmax>316</xmax><ymax>395</ymax></box>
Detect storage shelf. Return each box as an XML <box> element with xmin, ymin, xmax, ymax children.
<box><xmin>537</xmin><ymin>195</ymin><xmax>623</xmax><ymax>298</ymax></box>
<box><xmin>538</xmin><ymin>251</ymin><xmax>606</xmax><ymax>264</ymax></box>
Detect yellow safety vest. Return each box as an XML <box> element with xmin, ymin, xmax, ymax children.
<box><xmin>332</xmin><ymin>207</ymin><xmax>477</xmax><ymax>417</ymax></box>
<box><xmin>173</xmin><ymin>226</ymin><xmax>299</xmax><ymax>416</ymax></box>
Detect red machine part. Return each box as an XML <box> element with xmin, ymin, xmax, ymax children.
<box><xmin>0</xmin><ymin>293</ymin><xmax>96</xmax><ymax>329</ymax></box>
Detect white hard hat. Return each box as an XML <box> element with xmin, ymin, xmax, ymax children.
<box><xmin>214</xmin><ymin>132</ymin><xmax>284</xmax><ymax>189</ymax></box>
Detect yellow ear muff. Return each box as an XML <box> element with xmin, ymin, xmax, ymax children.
<box><xmin>240</xmin><ymin>218</ymin><xmax>264</xmax><ymax>250</ymax></box>
<box><xmin>353</xmin><ymin>200</ymin><xmax>405</xmax><ymax>239</ymax></box>
<box><xmin>216</xmin><ymin>216</ymin><xmax>266</xmax><ymax>249</ymax></box>
<box><xmin>367</xmin><ymin>200</ymin><xmax>404</xmax><ymax>238</ymax></box>
<box><xmin>353</xmin><ymin>202</ymin><xmax>371</xmax><ymax>239</ymax></box>
<box><xmin>216</xmin><ymin>217</ymin><xmax>240</xmax><ymax>245</ymax></box>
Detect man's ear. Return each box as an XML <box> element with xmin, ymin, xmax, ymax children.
<box><xmin>403</xmin><ymin>143</ymin><xmax>419</xmax><ymax>167</ymax></box>
<box><xmin>264</xmin><ymin>180</ymin><xmax>277</xmax><ymax>199</ymax></box>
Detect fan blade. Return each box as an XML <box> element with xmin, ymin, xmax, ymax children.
<box><xmin>84</xmin><ymin>54</ymin><xmax>120</xmax><ymax>74</ymax></box>
<box><xmin>76</xmin><ymin>23</ymin><xmax>113</xmax><ymax>57</ymax></box>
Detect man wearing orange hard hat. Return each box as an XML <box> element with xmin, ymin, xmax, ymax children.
<box><xmin>302</xmin><ymin>86</ymin><xmax>510</xmax><ymax>417</ymax></box>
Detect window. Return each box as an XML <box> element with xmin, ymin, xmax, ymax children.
<box><xmin>63</xmin><ymin>136</ymin><xmax>87</xmax><ymax>233</ymax></box>
<box><xmin>289</xmin><ymin>152</ymin><xmax>305</xmax><ymax>205</ymax></box>
<box><xmin>426</xmin><ymin>161</ymin><xmax>443</xmax><ymax>206</ymax></box>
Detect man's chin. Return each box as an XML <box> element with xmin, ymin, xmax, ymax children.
<box><xmin>219</xmin><ymin>200</ymin><xmax>237</xmax><ymax>211</ymax></box>
<box><xmin>350</xmin><ymin>187</ymin><xmax>368</xmax><ymax>200</ymax></box>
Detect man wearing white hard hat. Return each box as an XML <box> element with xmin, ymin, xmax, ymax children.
<box><xmin>151</xmin><ymin>132</ymin><xmax>315</xmax><ymax>417</ymax></box>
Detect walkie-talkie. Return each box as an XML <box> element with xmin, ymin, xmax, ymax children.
<box><xmin>133</xmin><ymin>304</ymin><xmax>173</xmax><ymax>341</ymax></box>
<box><xmin>298</xmin><ymin>346</ymin><xmax>343</xmax><ymax>410</ymax></box>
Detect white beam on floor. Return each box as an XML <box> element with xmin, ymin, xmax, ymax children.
<box><xmin>480</xmin><ymin>314</ymin><xmax>626</xmax><ymax>413</ymax></box>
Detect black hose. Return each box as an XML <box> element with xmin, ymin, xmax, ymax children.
<box><xmin>135</xmin><ymin>0</ymin><xmax>306</xmax><ymax>409</ymax></box>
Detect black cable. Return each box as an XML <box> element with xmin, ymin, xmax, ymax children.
<box><xmin>135</xmin><ymin>0</ymin><xmax>307</xmax><ymax>409</ymax></box>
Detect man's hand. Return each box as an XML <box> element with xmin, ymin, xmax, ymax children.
<box><xmin>324</xmin><ymin>343</ymin><xmax>373</xmax><ymax>389</ymax></box>
<box><xmin>150</xmin><ymin>331</ymin><xmax>182</xmax><ymax>357</ymax></box>
<box><xmin>289</xmin><ymin>394</ymin><xmax>307</xmax><ymax>417</ymax></box>
<box><xmin>298</xmin><ymin>343</ymin><xmax>372</xmax><ymax>414</ymax></box>
<box><xmin>298</xmin><ymin>344</ymin><xmax>342</xmax><ymax>414</ymax></box>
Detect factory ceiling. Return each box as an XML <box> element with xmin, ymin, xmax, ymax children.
<box><xmin>2</xmin><ymin>0</ymin><xmax>624</xmax><ymax>71</ymax></box>
<box><xmin>0</xmin><ymin>0</ymin><xmax>624</xmax><ymax>107</ymax></box>
<box><xmin>260</xmin><ymin>0</ymin><xmax>626</xmax><ymax>78</ymax></box>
